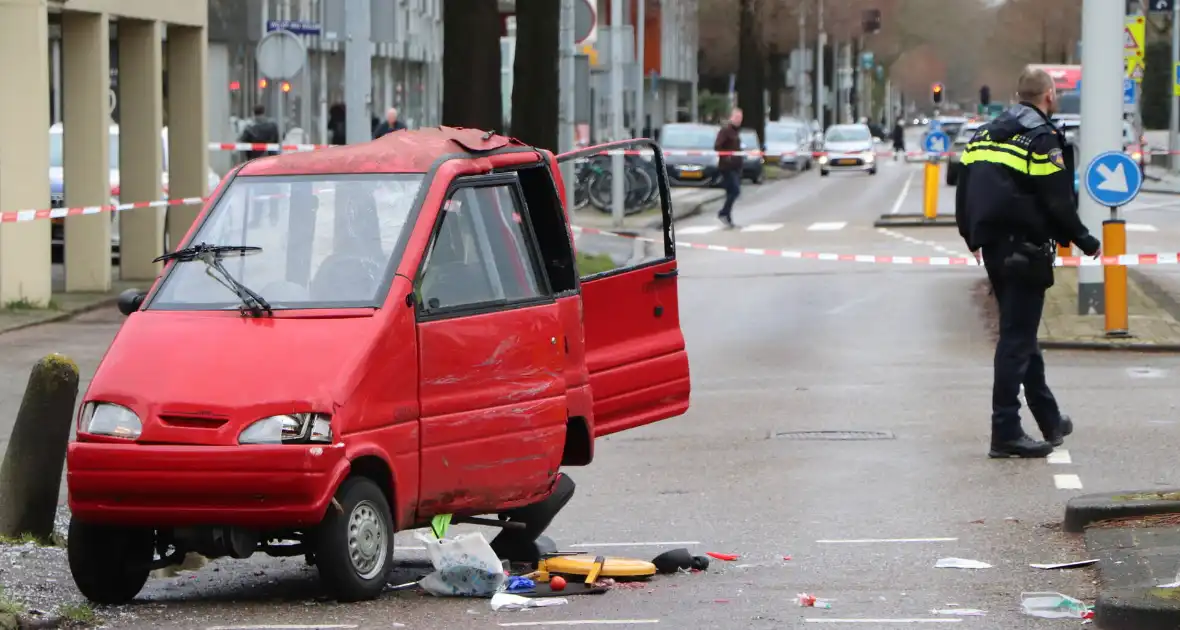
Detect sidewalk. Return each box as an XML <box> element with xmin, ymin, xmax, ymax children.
<box><xmin>571</xmin><ymin>186</ymin><xmax>727</xmax><ymax>235</ymax></box>
<box><xmin>1037</xmin><ymin>268</ymin><xmax>1180</xmax><ymax>350</ymax></box>
<box><xmin>1143</xmin><ymin>165</ymin><xmax>1180</xmax><ymax>194</ymax></box>
<box><xmin>0</xmin><ymin>271</ymin><xmax>136</xmax><ymax>336</ymax></box>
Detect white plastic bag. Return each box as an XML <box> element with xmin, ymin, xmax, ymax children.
<box><xmin>490</xmin><ymin>592</ymin><xmax>569</xmax><ymax>611</ymax></box>
<box><xmin>416</xmin><ymin>531</ymin><xmax>507</xmax><ymax>597</ymax></box>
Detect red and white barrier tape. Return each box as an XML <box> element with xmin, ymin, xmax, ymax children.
<box><xmin>570</xmin><ymin>225</ymin><xmax>1180</xmax><ymax>268</ymax></box>
<box><xmin>210</xmin><ymin>142</ymin><xmax>330</xmax><ymax>152</ymax></box>
<box><xmin>0</xmin><ymin>197</ymin><xmax>205</xmax><ymax>224</ymax></box>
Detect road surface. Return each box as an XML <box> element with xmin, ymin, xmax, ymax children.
<box><xmin>2</xmin><ymin>150</ymin><xmax>1176</xmax><ymax>628</ymax></box>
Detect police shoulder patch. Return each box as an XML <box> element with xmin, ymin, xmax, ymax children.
<box><xmin>1047</xmin><ymin>148</ymin><xmax>1065</xmax><ymax>169</ymax></box>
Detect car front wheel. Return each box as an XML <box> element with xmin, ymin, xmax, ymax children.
<box><xmin>68</xmin><ymin>518</ymin><xmax>154</xmax><ymax>605</ymax></box>
<box><xmin>314</xmin><ymin>476</ymin><xmax>394</xmax><ymax>602</ymax></box>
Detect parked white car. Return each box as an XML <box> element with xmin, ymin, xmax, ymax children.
<box><xmin>49</xmin><ymin>123</ymin><xmax>221</xmax><ymax>262</ymax></box>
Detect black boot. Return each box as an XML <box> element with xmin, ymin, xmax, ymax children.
<box><xmin>989</xmin><ymin>434</ymin><xmax>1054</xmax><ymax>459</ymax></box>
<box><xmin>1043</xmin><ymin>415</ymin><xmax>1073</xmax><ymax>447</ymax></box>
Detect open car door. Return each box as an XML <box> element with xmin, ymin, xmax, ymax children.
<box><xmin>557</xmin><ymin>139</ymin><xmax>690</xmax><ymax>437</ymax></box>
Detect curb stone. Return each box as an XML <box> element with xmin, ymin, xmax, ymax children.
<box><xmin>1040</xmin><ymin>340</ymin><xmax>1180</xmax><ymax>352</ymax></box>
<box><xmin>1063</xmin><ymin>490</ymin><xmax>1180</xmax><ymax>533</ymax></box>
<box><xmin>1096</xmin><ymin>588</ymin><xmax>1180</xmax><ymax>630</ymax></box>
<box><xmin>646</xmin><ymin>190</ymin><xmax>727</xmax><ymax>230</ymax></box>
<box><xmin>0</xmin><ymin>295</ymin><xmax>120</xmax><ymax>338</ymax></box>
<box><xmin>0</xmin><ymin>613</ymin><xmax>16</xmax><ymax>630</ymax></box>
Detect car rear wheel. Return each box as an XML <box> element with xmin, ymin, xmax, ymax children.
<box><xmin>314</xmin><ymin>476</ymin><xmax>394</xmax><ymax>602</ymax></box>
<box><xmin>868</xmin><ymin>167</ymin><xmax>878</xmax><ymax>175</ymax></box>
<box><xmin>820</xmin><ymin>169</ymin><xmax>830</xmax><ymax>177</ymax></box>
<box><xmin>67</xmin><ymin>518</ymin><xmax>154</xmax><ymax>605</ymax></box>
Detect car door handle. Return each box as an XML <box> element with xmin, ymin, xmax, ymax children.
<box><xmin>654</xmin><ymin>269</ymin><xmax>678</xmax><ymax>279</ymax></box>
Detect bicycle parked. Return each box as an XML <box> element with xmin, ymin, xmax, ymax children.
<box><xmin>571</xmin><ymin>152</ymin><xmax>662</xmax><ymax>217</ymax></box>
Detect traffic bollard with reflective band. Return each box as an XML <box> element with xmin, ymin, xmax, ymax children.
<box><xmin>1103</xmin><ymin>218</ymin><xmax>1130</xmax><ymax>337</ymax></box>
<box><xmin>923</xmin><ymin>159</ymin><xmax>939</xmax><ymax>220</ymax></box>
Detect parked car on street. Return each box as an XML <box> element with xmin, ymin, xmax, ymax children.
<box><xmin>739</xmin><ymin>128</ymin><xmax>765</xmax><ymax>184</ymax></box>
<box><xmin>765</xmin><ymin>120</ymin><xmax>814</xmax><ymax>172</ymax></box>
<box><xmin>819</xmin><ymin>124</ymin><xmax>877</xmax><ymax>176</ymax></box>
<box><xmin>49</xmin><ymin>124</ymin><xmax>222</xmax><ymax>263</ymax></box>
<box><xmin>64</xmin><ymin>131</ymin><xmax>691</xmax><ymax>605</ymax></box>
<box><xmin>946</xmin><ymin>120</ymin><xmax>985</xmax><ymax>187</ymax></box>
<box><xmin>660</xmin><ymin>122</ymin><xmax>722</xmax><ymax>186</ymax></box>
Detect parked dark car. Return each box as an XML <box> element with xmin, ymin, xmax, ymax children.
<box><xmin>739</xmin><ymin>129</ymin><xmax>765</xmax><ymax>184</ymax></box>
<box><xmin>660</xmin><ymin>123</ymin><xmax>723</xmax><ymax>186</ymax></box>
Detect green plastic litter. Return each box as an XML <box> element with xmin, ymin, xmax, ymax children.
<box><xmin>431</xmin><ymin>514</ymin><xmax>452</xmax><ymax>539</ymax></box>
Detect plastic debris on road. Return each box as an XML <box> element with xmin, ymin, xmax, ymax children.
<box><xmin>506</xmin><ymin>576</ymin><xmax>536</xmax><ymax>593</ymax></box>
<box><xmin>1029</xmin><ymin>559</ymin><xmax>1099</xmax><ymax>570</ymax></box>
<box><xmin>416</xmin><ymin>531</ymin><xmax>507</xmax><ymax>597</ymax></box>
<box><xmin>797</xmin><ymin>593</ymin><xmax>832</xmax><ymax>609</ymax></box>
<box><xmin>490</xmin><ymin>592</ymin><xmax>569</xmax><ymax>611</ymax></box>
<box><xmin>706</xmin><ymin>552</ymin><xmax>739</xmax><ymax>561</ymax></box>
<box><xmin>1020</xmin><ymin>592</ymin><xmax>1092</xmax><ymax>619</ymax></box>
<box><xmin>935</xmin><ymin>557</ymin><xmax>992</xmax><ymax>569</ymax></box>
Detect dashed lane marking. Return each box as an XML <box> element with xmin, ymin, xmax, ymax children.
<box><xmin>499</xmin><ymin>621</ymin><xmax>661</xmax><ymax>627</ymax></box>
<box><xmin>1048</xmin><ymin>449</ymin><xmax>1072</xmax><ymax>465</ymax></box>
<box><xmin>889</xmin><ymin>172</ymin><xmax>915</xmax><ymax>215</ymax></box>
<box><xmin>804</xmin><ymin>620</ymin><xmax>961</xmax><ymax>624</ymax></box>
<box><xmin>816</xmin><ymin>538</ymin><xmax>958</xmax><ymax>544</ymax></box>
<box><xmin>205</xmin><ymin>626</ymin><xmax>363</xmax><ymax>629</ymax></box>
<box><xmin>808</xmin><ymin>221</ymin><xmax>848</xmax><ymax>231</ymax></box>
<box><xmin>876</xmin><ymin>228</ymin><xmax>969</xmax><ymax>258</ymax></box>
<box><xmin>677</xmin><ymin>225</ymin><xmax>721</xmax><ymax>235</ymax></box>
<box><xmin>569</xmin><ymin>541</ymin><xmax>701</xmax><ymax>548</ymax></box>
<box><xmin>1054</xmin><ymin>474</ymin><xmax>1084</xmax><ymax>490</ymax></box>
<box><xmin>742</xmin><ymin>222</ymin><xmax>785</xmax><ymax>232</ymax></box>
<box><xmin>1127</xmin><ymin>223</ymin><xmax>1159</xmax><ymax>232</ymax></box>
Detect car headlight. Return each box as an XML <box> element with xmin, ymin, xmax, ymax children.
<box><xmin>864</xmin><ymin>152</ymin><xmax>876</xmax><ymax>163</ymax></box>
<box><xmin>79</xmin><ymin>402</ymin><xmax>142</xmax><ymax>439</ymax></box>
<box><xmin>238</xmin><ymin>413</ymin><xmax>333</xmax><ymax>445</ymax></box>
<box><xmin>818</xmin><ymin>155</ymin><xmax>829</xmax><ymax>164</ymax></box>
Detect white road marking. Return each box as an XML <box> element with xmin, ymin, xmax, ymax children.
<box><xmin>569</xmin><ymin>541</ymin><xmax>700</xmax><ymax>548</ymax></box>
<box><xmin>889</xmin><ymin>173</ymin><xmax>915</xmax><ymax>214</ymax></box>
<box><xmin>808</xmin><ymin>221</ymin><xmax>847</xmax><ymax>231</ymax></box>
<box><xmin>1048</xmin><ymin>450</ymin><xmax>1072</xmax><ymax>465</ymax></box>
<box><xmin>1054</xmin><ymin>474</ymin><xmax>1084</xmax><ymax>489</ymax></box>
<box><xmin>741</xmin><ymin>222</ymin><xmax>784</xmax><ymax>232</ymax></box>
<box><xmin>206</xmin><ymin>626</ymin><xmax>363</xmax><ymax>630</ymax></box>
<box><xmin>1126</xmin><ymin>223</ymin><xmax>1159</xmax><ymax>232</ymax></box>
<box><xmin>677</xmin><ymin>225</ymin><xmax>721</xmax><ymax>235</ymax></box>
<box><xmin>816</xmin><ymin>538</ymin><xmax>957</xmax><ymax>544</ymax></box>
<box><xmin>804</xmin><ymin>620</ymin><xmax>961</xmax><ymax>624</ymax></box>
<box><xmin>499</xmin><ymin>621</ymin><xmax>661</xmax><ymax>627</ymax></box>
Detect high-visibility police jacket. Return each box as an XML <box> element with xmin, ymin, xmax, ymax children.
<box><xmin>954</xmin><ymin>103</ymin><xmax>1098</xmax><ymax>255</ymax></box>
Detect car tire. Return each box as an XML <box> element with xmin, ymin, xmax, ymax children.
<box><xmin>314</xmin><ymin>476</ymin><xmax>394</xmax><ymax>602</ymax></box>
<box><xmin>868</xmin><ymin>167</ymin><xmax>878</xmax><ymax>175</ymax></box>
<box><xmin>67</xmin><ymin>518</ymin><xmax>154</xmax><ymax>605</ymax></box>
<box><xmin>752</xmin><ymin>172</ymin><xmax>764</xmax><ymax>185</ymax></box>
<box><xmin>820</xmin><ymin>169</ymin><xmax>830</xmax><ymax>177</ymax></box>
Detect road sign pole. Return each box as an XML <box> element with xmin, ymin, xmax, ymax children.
<box><xmin>1104</xmin><ymin>214</ymin><xmax>1130</xmax><ymax>336</ymax></box>
<box><xmin>1078</xmin><ymin>0</ymin><xmax>1125</xmax><ymax>315</ymax></box>
<box><xmin>1171</xmin><ymin>1</ymin><xmax>1180</xmax><ymax>172</ymax></box>
<box><xmin>343</xmin><ymin>0</ymin><xmax>371</xmax><ymax>145</ymax></box>
<box><xmin>609</xmin><ymin>0</ymin><xmax>624</xmax><ymax>226</ymax></box>
<box><xmin>559</xmin><ymin>0</ymin><xmax>576</xmax><ymax>198</ymax></box>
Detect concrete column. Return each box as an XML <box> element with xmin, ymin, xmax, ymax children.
<box><xmin>0</xmin><ymin>0</ymin><xmax>51</xmax><ymax>305</ymax></box>
<box><xmin>62</xmin><ymin>11</ymin><xmax>112</xmax><ymax>292</ymax></box>
<box><xmin>166</xmin><ymin>25</ymin><xmax>210</xmax><ymax>245</ymax></box>
<box><xmin>118</xmin><ymin>19</ymin><xmax>165</xmax><ymax>280</ymax></box>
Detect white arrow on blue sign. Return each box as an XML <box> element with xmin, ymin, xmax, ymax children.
<box><xmin>1124</xmin><ymin>78</ymin><xmax>1136</xmax><ymax>106</ymax></box>
<box><xmin>1084</xmin><ymin>150</ymin><xmax>1143</xmax><ymax>208</ymax></box>
<box><xmin>923</xmin><ymin>130</ymin><xmax>950</xmax><ymax>154</ymax></box>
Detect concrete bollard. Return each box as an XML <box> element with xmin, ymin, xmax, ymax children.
<box><xmin>0</xmin><ymin>354</ymin><xmax>80</xmax><ymax>541</ymax></box>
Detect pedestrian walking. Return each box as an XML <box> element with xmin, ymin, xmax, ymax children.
<box><xmin>328</xmin><ymin>103</ymin><xmax>347</xmax><ymax>146</ymax></box>
<box><xmin>954</xmin><ymin>67</ymin><xmax>1101</xmax><ymax>459</ymax></box>
<box><xmin>891</xmin><ymin>117</ymin><xmax>906</xmax><ymax>161</ymax></box>
<box><xmin>238</xmin><ymin>105</ymin><xmax>281</xmax><ymax>228</ymax></box>
<box><xmin>373</xmin><ymin>107</ymin><xmax>407</xmax><ymax>139</ymax></box>
<box><xmin>713</xmin><ymin>107</ymin><xmax>744</xmax><ymax>229</ymax></box>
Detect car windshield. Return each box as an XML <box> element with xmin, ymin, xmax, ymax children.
<box><xmin>825</xmin><ymin>127</ymin><xmax>870</xmax><ymax>143</ymax></box>
<box><xmin>661</xmin><ymin>125</ymin><xmax>719</xmax><ymax>149</ymax></box>
<box><xmin>148</xmin><ymin>174</ymin><xmax>424</xmax><ymax>310</ymax></box>
<box><xmin>766</xmin><ymin>125</ymin><xmax>802</xmax><ymax>143</ymax></box>
<box><xmin>739</xmin><ymin>131</ymin><xmax>759</xmax><ymax>149</ymax></box>
<box><xmin>940</xmin><ymin>123</ymin><xmax>964</xmax><ymax>138</ymax></box>
<box><xmin>956</xmin><ymin>126</ymin><xmax>981</xmax><ymax>143</ymax></box>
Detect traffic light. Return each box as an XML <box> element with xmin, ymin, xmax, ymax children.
<box><xmin>280</xmin><ymin>81</ymin><xmax>292</xmax><ymax>93</ymax></box>
<box><xmin>979</xmin><ymin>85</ymin><xmax>990</xmax><ymax>106</ymax></box>
<box><xmin>257</xmin><ymin>78</ymin><xmax>268</xmax><ymax>89</ymax></box>
<box><xmin>932</xmin><ymin>83</ymin><xmax>944</xmax><ymax>104</ymax></box>
<box><xmin>862</xmin><ymin>8</ymin><xmax>881</xmax><ymax>34</ymax></box>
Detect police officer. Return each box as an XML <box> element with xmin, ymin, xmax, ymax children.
<box><xmin>954</xmin><ymin>67</ymin><xmax>1101</xmax><ymax>459</ymax></box>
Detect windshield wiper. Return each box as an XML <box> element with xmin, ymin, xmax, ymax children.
<box><xmin>155</xmin><ymin>243</ymin><xmax>273</xmax><ymax>317</ymax></box>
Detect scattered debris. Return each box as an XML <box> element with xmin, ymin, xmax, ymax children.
<box><xmin>549</xmin><ymin>576</ymin><xmax>567</xmax><ymax>591</ymax></box>
<box><xmin>1020</xmin><ymin>592</ymin><xmax>1092</xmax><ymax>619</ymax></box>
<box><xmin>651</xmin><ymin>548</ymin><xmax>710</xmax><ymax>574</ymax></box>
<box><xmin>706</xmin><ymin>552</ymin><xmax>739</xmax><ymax>561</ymax></box>
<box><xmin>935</xmin><ymin>558</ymin><xmax>992</xmax><ymax>569</ymax></box>
<box><xmin>1030</xmin><ymin>559</ymin><xmax>1099</xmax><ymax>570</ymax></box>
<box><xmin>797</xmin><ymin>593</ymin><xmax>832</xmax><ymax>609</ymax></box>
<box><xmin>490</xmin><ymin>592</ymin><xmax>568</xmax><ymax>611</ymax></box>
<box><xmin>417</xmin><ymin>531</ymin><xmax>507</xmax><ymax>597</ymax></box>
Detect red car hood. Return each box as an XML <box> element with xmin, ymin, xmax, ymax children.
<box><xmin>85</xmin><ymin>311</ymin><xmax>379</xmax><ymax>444</ymax></box>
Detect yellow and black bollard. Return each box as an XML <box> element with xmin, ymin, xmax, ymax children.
<box><xmin>923</xmin><ymin>157</ymin><xmax>940</xmax><ymax>220</ymax></box>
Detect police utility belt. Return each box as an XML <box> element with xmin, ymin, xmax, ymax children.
<box><xmin>1001</xmin><ymin>236</ymin><xmax>1056</xmax><ymax>289</ymax></box>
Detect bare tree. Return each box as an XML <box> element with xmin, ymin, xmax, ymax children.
<box><xmin>511</xmin><ymin>0</ymin><xmax>560</xmax><ymax>150</ymax></box>
<box><xmin>442</xmin><ymin>0</ymin><xmax>502</xmax><ymax>131</ymax></box>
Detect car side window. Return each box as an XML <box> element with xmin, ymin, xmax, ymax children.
<box><xmin>417</xmin><ymin>183</ymin><xmax>548</xmax><ymax>315</ymax></box>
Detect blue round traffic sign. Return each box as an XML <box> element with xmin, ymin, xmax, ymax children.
<box><xmin>923</xmin><ymin>131</ymin><xmax>950</xmax><ymax>154</ymax></box>
<box><xmin>1083</xmin><ymin>150</ymin><xmax>1143</xmax><ymax>207</ymax></box>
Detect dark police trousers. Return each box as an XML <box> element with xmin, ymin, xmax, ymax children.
<box><xmin>982</xmin><ymin>243</ymin><xmax>1063</xmax><ymax>441</ymax></box>
<box><xmin>718</xmin><ymin>170</ymin><xmax>741</xmax><ymax>221</ymax></box>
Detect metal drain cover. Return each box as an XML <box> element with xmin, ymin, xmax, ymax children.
<box><xmin>772</xmin><ymin>430</ymin><xmax>896</xmax><ymax>441</ymax></box>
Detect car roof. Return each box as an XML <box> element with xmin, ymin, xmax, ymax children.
<box><xmin>827</xmin><ymin>124</ymin><xmax>869</xmax><ymax>131</ymax></box>
<box><xmin>239</xmin><ymin>126</ymin><xmax>531</xmax><ymax>176</ymax></box>
<box><xmin>664</xmin><ymin>123</ymin><xmax>720</xmax><ymax>131</ymax></box>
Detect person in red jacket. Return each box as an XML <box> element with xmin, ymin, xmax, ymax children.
<box><xmin>714</xmin><ymin>108</ymin><xmax>744</xmax><ymax>228</ymax></box>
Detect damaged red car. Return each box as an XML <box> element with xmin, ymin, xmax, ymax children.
<box><xmin>64</xmin><ymin>128</ymin><xmax>691</xmax><ymax>604</ymax></box>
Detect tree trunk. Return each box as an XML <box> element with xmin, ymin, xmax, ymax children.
<box><xmin>737</xmin><ymin>0</ymin><xmax>765</xmax><ymax>140</ymax></box>
<box><xmin>767</xmin><ymin>44</ymin><xmax>783</xmax><ymax>125</ymax></box>
<box><xmin>442</xmin><ymin>0</ymin><xmax>503</xmax><ymax>131</ymax></box>
<box><xmin>510</xmin><ymin>0</ymin><xmax>560</xmax><ymax>151</ymax></box>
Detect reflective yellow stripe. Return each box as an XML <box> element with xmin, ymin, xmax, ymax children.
<box><xmin>965</xmin><ymin>140</ymin><xmax>1029</xmax><ymax>156</ymax></box>
<box><xmin>1028</xmin><ymin>155</ymin><xmax>1062</xmax><ymax>176</ymax></box>
<box><xmin>961</xmin><ymin>149</ymin><xmax>1030</xmax><ymax>173</ymax></box>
